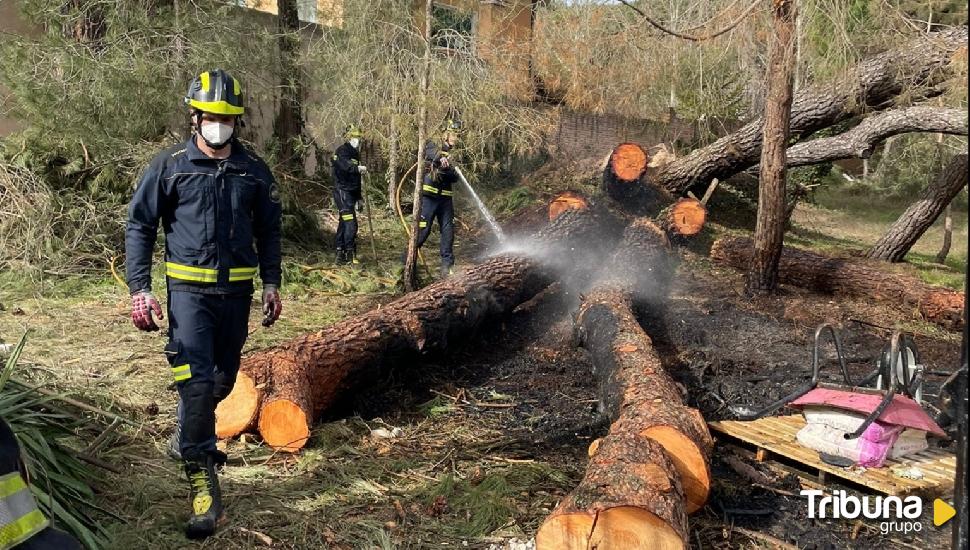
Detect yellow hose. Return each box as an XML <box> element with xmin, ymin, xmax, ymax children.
<box><xmin>109</xmin><ymin>255</ymin><xmax>128</xmax><ymax>290</ymax></box>
<box><xmin>394</xmin><ymin>162</ymin><xmax>432</xmax><ymax>277</ymax></box>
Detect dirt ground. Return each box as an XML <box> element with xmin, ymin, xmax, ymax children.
<box><xmin>0</xmin><ymin>167</ymin><xmax>965</xmax><ymax>549</ymax></box>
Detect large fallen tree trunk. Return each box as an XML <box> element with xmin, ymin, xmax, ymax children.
<box><xmin>785</xmin><ymin>107</ymin><xmax>968</xmax><ymax>167</ymax></box>
<box><xmin>216</xmin><ymin>206</ymin><xmax>623</xmax><ymax>451</ymax></box>
<box><xmin>710</xmin><ymin>236</ymin><xmax>965</xmax><ymax>329</ymax></box>
<box><xmin>866</xmin><ymin>154</ymin><xmax>968</xmax><ymax>262</ymax></box>
<box><xmin>651</xmin><ymin>27</ymin><xmax>967</xmax><ymax>195</ymax></box>
<box><xmin>537</xmin><ymin>219</ymin><xmax>712</xmax><ymax>549</ymax></box>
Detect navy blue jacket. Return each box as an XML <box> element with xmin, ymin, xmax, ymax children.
<box><xmin>125</xmin><ymin>138</ymin><xmax>283</xmax><ymax>295</ymax></box>
<box><xmin>422</xmin><ymin>140</ymin><xmax>458</xmax><ymax>198</ymax></box>
<box><xmin>331</xmin><ymin>142</ymin><xmax>362</xmax><ymax>193</ymax></box>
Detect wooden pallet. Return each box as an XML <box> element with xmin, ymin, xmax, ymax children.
<box><xmin>709</xmin><ymin>415</ymin><xmax>956</xmax><ymax>498</ymax></box>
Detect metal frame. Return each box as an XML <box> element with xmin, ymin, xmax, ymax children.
<box><xmin>741</xmin><ymin>324</ymin><xmax>925</xmax><ymax>441</ymax></box>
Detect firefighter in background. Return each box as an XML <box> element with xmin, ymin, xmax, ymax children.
<box><xmin>414</xmin><ymin>120</ymin><xmax>460</xmax><ymax>277</ymax></box>
<box><xmin>0</xmin><ymin>417</ymin><xmax>81</xmax><ymax>549</ymax></box>
<box><xmin>125</xmin><ymin>69</ymin><xmax>283</xmax><ymax>539</ymax></box>
<box><xmin>331</xmin><ymin>124</ymin><xmax>367</xmax><ymax>265</ymax></box>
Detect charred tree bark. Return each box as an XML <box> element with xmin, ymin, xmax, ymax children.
<box><xmin>867</xmin><ymin>154</ymin><xmax>968</xmax><ymax>262</ymax></box>
<box><xmin>216</xmin><ymin>207</ymin><xmax>623</xmax><ymax>450</ymax></box>
<box><xmin>603</xmin><ymin>143</ymin><xmax>649</xmax><ymax>203</ymax></box>
<box><xmin>786</xmin><ymin>107</ymin><xmax>968</xmax><ymax>167</ymax></box>
<box><xmin>536</xmin><ymin>219</ymin><xmax>712</xmax><ymax>549</ymax></box>
<box><xmin>748</xmin><ymin>0</ymin><xmax>797</xmax><ymax>294</ymax></box>
<box><xmin>711</xmin><ymin>237</ymin><xmax>965</xmax><ymax>329</ymax></box>
<box><xmin>651</xmin><ymin>27</ymin><xmax>968</xmax><ymax>195</ymax></box>
<box><xmin>272</xmin><ymin>0</ymin><xmax>305</xmax><ymax>168</ymax></box>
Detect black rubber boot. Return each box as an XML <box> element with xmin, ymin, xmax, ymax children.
<box><xmin>439</xmin><ymin>262</ymin><xmax>454</xmax><ymax>279</ymax></box>
<box><xmin>184</xmin><ymin>453</ymin><xmax>226</xmax><ymax>539</ymax></box>
<box><xmin>335</xmin><ymin>249</ymin><xmax>349</xmax><ymax>265</ymax></box>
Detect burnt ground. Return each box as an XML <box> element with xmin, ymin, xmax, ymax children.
<box><xmin>332</xmin><ymin>242</ymin><xmax>962</xmax><ymax>549</ymax></box>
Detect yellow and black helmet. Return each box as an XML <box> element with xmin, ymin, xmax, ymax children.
<box><xmin>344</xmin><ymin>124</ymin><xmax>363</xmax><ymax>139</ymax></box>
<box><xmin>184</xmin><ymin>69</ymin><xmax>244</xmax><ymax>116</ymax></box>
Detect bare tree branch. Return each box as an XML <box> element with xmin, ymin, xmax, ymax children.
<box><xmin>786</xmin><ymin>106</ymin><xmax>968</xmax><ymax>166</ymax></box>
<box><xmin>616</xmin><ymin>0</ymin><xmax>762</xmax><ymax>42</ymax></box>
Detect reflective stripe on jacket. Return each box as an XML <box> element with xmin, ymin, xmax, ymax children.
<box><xmin>125</xmin><ymin>138</ymin><xmax>283</xmax><ymax>294</ymax></box>
<box><xmin>0</xmin><ymin>472</ymin><xmax>49</xmax><ymax>549</ymax></box>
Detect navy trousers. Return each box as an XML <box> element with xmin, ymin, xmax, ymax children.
<box><xmin>416</xmin><ymin>195</ymin><xmax>455</xmax><ymax>267</ymax></box>
<box><xmin>165</xmin><ymin>290</ymin><xmax>251</xmax><ymax>461</ymax></box>
<box><xmin>333</xmin><ymin>188</ymin><xmax>360</xmax><ymax>253</ymax></box>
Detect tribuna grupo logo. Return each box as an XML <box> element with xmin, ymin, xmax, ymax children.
<box><xmin>801</xmin><ymin>490</ymin><xmax>924</xmax><ymax>534</ymax></box>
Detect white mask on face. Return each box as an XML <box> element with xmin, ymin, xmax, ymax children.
<box><xmin>349</xmin><ymin>137</ymin><xmax>361</xmax><ymax>149</ymax></box>
<box><xmin>200</xmin><ymin>121</ymin><xmax>234</xmax><ymax>147</ymax></box>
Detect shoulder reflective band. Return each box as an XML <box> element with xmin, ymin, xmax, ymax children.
<box><xmin>165</xmin><ymin>262</ymin><xmax>218</xmax><ymax>283</ymax></box>
<box><xmin>171</xmin><ymin>364</ymin><xmax>192</xmax><ymax>382</ymax></box>
<box><xmin>422</xmin><ymin>184</ymin><xmax>440</xmax><ymax>194</ymax></box>
<box><xmin>228</xmin><ymin>266</ymin><xmax>258</xmax><ymax>282</ymax></box>
<box><xmin>0</xmin><ymin>472</ymin><xmax>50</xmax><ymax>548</ymax></box>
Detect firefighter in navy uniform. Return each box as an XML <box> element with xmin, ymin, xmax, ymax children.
<box><xmin>0</xmin><ymin>417</ymin><xmax>81</xmax><ymax>549</ymax></box>
<box><xmin>125</xmin><ymin>69</ymin><xmax>283</xmax><ymax>539</ymax></box>
<box><xmin>331</xmin><ymin>125</ymin><xmax>367</xmax><ymax>264</ymax></box>
<box><xmin>414</xmin><ymin>122</ymin><xmax>460</xmax><ymax>277</ymax></box>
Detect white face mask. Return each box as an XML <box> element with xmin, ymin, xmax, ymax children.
<box><xmin>349</xmin><ymin>137</ymin><xmax>361</xmax><ymax>149</ymax></box>
<box><xmin>200</xmin><ymin>122</ymin><xmax>234</xmax><ymax>147</ymax></box>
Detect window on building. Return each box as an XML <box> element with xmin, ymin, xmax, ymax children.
<box><xmin>431</xmin><ymin>3</ymin><xmax>474</xmax><ymax>53</ymax></box>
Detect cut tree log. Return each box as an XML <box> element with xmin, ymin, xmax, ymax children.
<box><xmin>650</xmin><ymin>27</ymin><xmax>968</xmax><ymax>195</ymax></box>
<box><xmin>216</xmin><ymin>207</ymin><xmax>624</xmax><ymax>451</ymax></box>
<box><xmin>710</xmin><ymin>237</ymin><xmax>965</xmax><ymax>329</ymax></box>
<box><xmin>536</xmin><ymin>435</ymin><xmax>688</xmax><ymax>550</ymax></box>
<box><xmin>603</xmin><ymin>142</ymin><xmax>649</xmax><ymax>201</ymax></box>
<box><xmin>537</xmin><ymin>218</ymin><xmax>711</xmax><ymax>549</ymax></box>
<box><xmin>548</xmin><ymin>191</ymin><xmax>590</xmax><ymax>221</ymax></box>
<box><xmin>866</xmin><ymin>154</ymin><xmax>968</xmax><ymax>262</ymax></box>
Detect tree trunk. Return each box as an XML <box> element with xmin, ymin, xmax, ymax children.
<box><xmin>649</xmin><ymin>27</ymin><xmax>967</xmax><ymax>195</ymax></box>
<box><xmin>404</xmin><ymin>0</ymin><xmax>434</xmax><ymax>291</ymax></box>
<box><xmin>273</xmin><ymin>0</ymin><xmax>305</xmax><ymax>168</ymax></box>
<box><xmin>602</xmin><ymin>142</ymin><xmax>649</xmax><ymax>203</ymax></box>
<box><xmin>866</xmin><ymin>154</ymin><xmax>968</xmax><ymax>262</ymax></box>
<box><xmin>537</xmin><ymin>435</ymin><xmax>688</xmax><ymax>550</ymax></box>
<box><xmin>216</xmin><ymin>207</ymin><xmax>624</xmax><ymax>450</ymax></box>
<box><xmin>537</xmin><ymin>218</ymin><xmax>711</xmax><ymax>549</ymax></box>
<box><xmin>785</xmin><ymin>107</ymin><xmax>968</xmax><ymax>167</ymax></box>
<box><xmin>711</xmin><ymin>237</ymin><xmax>965</xmax><ymax>329</ymax></box>
<box><xmin>748</xmin><ymin>0</ymin><xmax>797</xmax><ymax>294</ymax></box>
<box><xmin>936</xmin><ymin>203</ymin><xmax>953</xmax><ymax>264</ymax></box>
<box><xmin>387</xmin><ymin>91</ymin><xmax>399</xmax><ymax>211</ymax></box>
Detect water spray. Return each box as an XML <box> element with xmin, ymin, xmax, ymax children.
<box><xmin>454</xmin><ymin>165</ymin><xmax>506</xmax><ymax>243</ymax></box>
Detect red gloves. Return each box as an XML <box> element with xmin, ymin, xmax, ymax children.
<box><xmin>261</xmin><ymin>285</ymin><xmax>282</xmax><ymax>327</ymax></box>
<box><xmin>131</xmin><ymin>290</ymin><xmax>164</xmax><ymax>331</ymax></box>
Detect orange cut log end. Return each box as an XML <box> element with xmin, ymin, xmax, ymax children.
<box><xmin>215</xmin><ymin>372</ymin><xmax>260</xmax><ymax>438</ymax></box>
<box><xmin>549</xmin><ymin>191</ymin><xmax>590</xmax><ymax>221</ymax></box>
<box><xmin>610</xmin><ymin>143</ymin><xmax>649</xmax><ymax>182</ymax></box>
<box><xmin>641</xmin><ymin>426</ymin><xmax>710</xmax><ymax>514</ymax></box>
<box><xmin>258</xmin><ymin>399</ymin><xmax>311</xmax><ymax>452</ymax></box>
<box><xmin>668</xmin><ymin>198</ymin><xmax>706</xmax><ymax>237</ymax></box>
<box><xmin>537</xmin><ymin>507</ymin><xmax>685</xmax><ymax>550</ymax></box>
